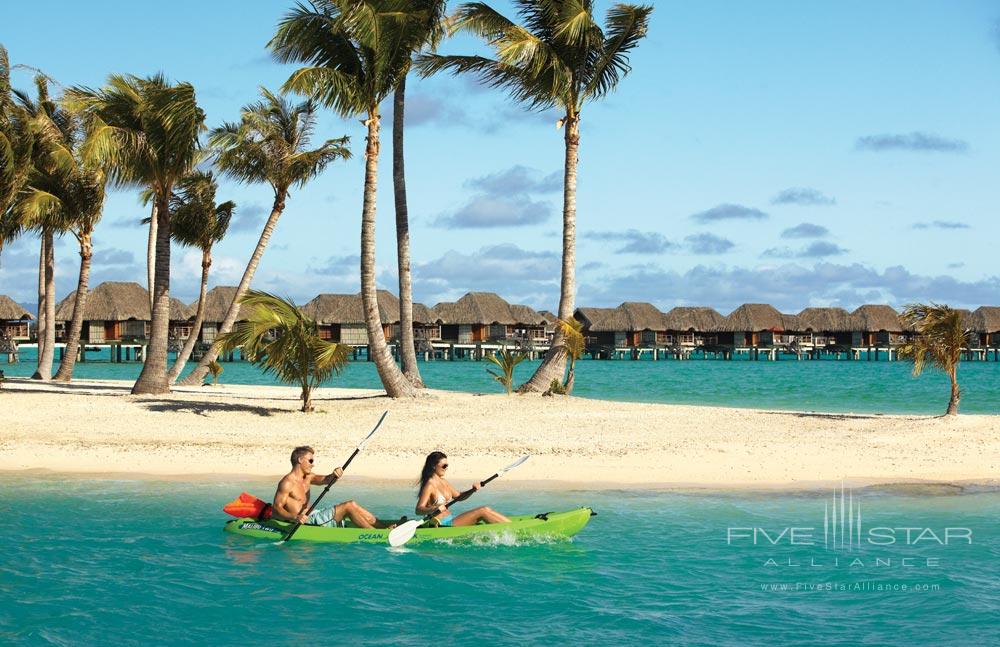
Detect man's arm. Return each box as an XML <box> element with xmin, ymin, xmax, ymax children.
<box><xmin>311</xmin><ymin>466</ymin><xmax>344</xmax><ymax>485</ymax></box>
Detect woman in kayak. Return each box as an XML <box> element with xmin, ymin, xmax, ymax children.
<box><xmin>415</xmin><ymin>451</ymin><xmax>511</xmax><ymax>526</ymax></box>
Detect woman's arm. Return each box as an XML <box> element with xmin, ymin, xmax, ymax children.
<box><xmin>415</xmin><ymin>484</ymin><xmax>444</xmax><ymax>515</ymax></box>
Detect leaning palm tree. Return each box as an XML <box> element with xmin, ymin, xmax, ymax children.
<box><xmin>165</xmin><ymin>171</ymin><xmax>234</xmax><ymax>384</ymax></box>
<box><xmin>392</xmin><ymin>0</ymin><xmax>449</xmax><ymax>388</ymax></box>
<box><xmin>67</xmin><ymin>74</ymin><xmax>205</xmax><ymax>394</ymax></box>
<box><xmin>270</xmin><ymin>0</ymin><xmax>431</xmax><ymax>397</ymax></box>
<box><xmin>419</xmin><ymin>1</ymin><xmax>653</xmax><ymax>392</ymax></box>
<box><xmin>13</xmin><ymin>76</ymin><xmax>107</xmax><ymax>382</ymax></box>
<box><xmin>214</xmin><ymin>291</ymin><xmax>351</xmax><ymax>412</ymax></box>
<box><xmin>178</xmin><ymin>88</ymin><xmax>350</xmax><ymax>386</ymax></box>
<box><xmin>898</xmin><ymin>303</ymin><xmax>969</xmax><ymax>416</ymax></box>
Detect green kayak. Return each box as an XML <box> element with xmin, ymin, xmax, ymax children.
<box><xmin>223</xmin><ymin>507</ymin><xmax>595</xmax><ymax>544</ymax></box>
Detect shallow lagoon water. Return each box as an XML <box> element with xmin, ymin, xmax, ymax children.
<box><xmin>2</xmin><ymin>477</ymin><xmax>998</xmax><ymax>645</ymax></box>
<box><xmin>6</xmin><ymin>348</ymin><xmax>1000</xmax><ymax>414</ymax></box>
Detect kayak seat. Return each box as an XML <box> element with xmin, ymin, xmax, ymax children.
<box><xmin>534</xmin><ymin>512</ymin><xmax>554</xmax><ymax>521</ymax></box>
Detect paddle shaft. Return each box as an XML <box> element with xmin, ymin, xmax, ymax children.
<box><xmin>423</xmin><ymin>473</ymin><xmax>500</xmax><ymax>520</ymax></box>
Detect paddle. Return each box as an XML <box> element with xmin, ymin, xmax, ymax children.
<box><xmin>387</xmin><ymin>455</ymin><xmax>530</xmax><ymax>547</ymax></box>
<box><xmin>279</xmin><ymin>410</ymin><xmax>389</xmax><ymax>543</ymax></box>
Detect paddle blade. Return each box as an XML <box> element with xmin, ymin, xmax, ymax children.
<box><xmin>387</xmin><ymin>519</ymin><xmax>423</xmax><ymax>547</ymax></box>
<box><xmin>500</xmin><ymin>455</ymin><xmax>530</xmax><ymax>474</ymax></box>
<box><xmin>358</xmin><ymin>410</ymin><xmax>389</xmax><ymax>450</ymax></box>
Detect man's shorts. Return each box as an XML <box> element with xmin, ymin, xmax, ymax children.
<box><xmin>306</xmin><ymin>505</ymin><xmax>339</xmax><ymax>526</ymax></box>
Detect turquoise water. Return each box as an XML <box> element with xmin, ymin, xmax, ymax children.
<box><xmin>6</xmin><ymin>347</ymin><xmax>999</xmax><ymax>414</ymax></box>
<box><xmin>2</xmin><ymin>477</ymin><xmax>998</xmax><ymax>645</ymax></box>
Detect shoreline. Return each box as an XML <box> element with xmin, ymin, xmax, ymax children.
<box><xmin>2</xmin><ymin>378</ymin><xmax>998</xmax><ymax>491</ymax></box>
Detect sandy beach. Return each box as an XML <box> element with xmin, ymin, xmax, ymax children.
<box><xmin>1</xmin><ymin>378</ymin><xmax>998</xmax><ymax>489</ymax></box>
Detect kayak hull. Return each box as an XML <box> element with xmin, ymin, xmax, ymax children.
<box><xmin>223</xmin><ymin>507</ymin><xmax>594</xmax><ymax>544</ymax></box>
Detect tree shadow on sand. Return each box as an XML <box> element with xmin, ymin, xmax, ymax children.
<box><xmin>140</xmin><ymin>400</ymin><xmax>290</xmax><ymax>417</ymax></box>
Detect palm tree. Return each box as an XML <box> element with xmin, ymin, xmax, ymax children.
<box><xmin>270</xmin><ymin>0</ymin><xmax>432</xmax><ymax>398</ymax></box>
<box><xmin>418</xmin><ymin>1</ymin><xmax>653</xmax><ymax>392</ymax></box>
<box><xmin>0</xmin><ymin>45</ymin><xmax>34</xmax><ymax>264</ymax></box>
<box><xmin>67</xmin><ymin>74</ymin><xmax>205</xmax><ymax>394</ymax></box>
<box><xmin>178</xmin><ymin>88</ymin><xmax>350</xmax><ymax>386</ymax></box>
<box><xmin>485</xmin><ymin>347</ymin><xmax>527</xmax><ymax>394</ymax></box>
<box><xmin>214</xmin><ymin>291</ymin><xmax>351</xmax><ymax>412</ymax></box>
<box><xmin>12</xmin><ymin>76</ymin><xmax>108</xmax><ymax>382</ymax></box>
<box><xmin>393</xmin><ymin>0</ymin><xmax>448</xmax><ymax>388</ymax></box>
<box><xmin>164</xmin><ymin>171</ymin><xmax>234</xmax><ymax>384</ymax></box>
<box><xmin>13</xmin><ymin>75</ymin><xmax>78</xmax><ymax>381</ymax></box>
<box><xmin>898</xmin><ymin>303</ymin><xmax>969</xmax><ymax>416</ymax></box>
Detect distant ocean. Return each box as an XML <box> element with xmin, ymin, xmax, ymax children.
<box><xmin>5</xmin><ymin>347</ymin><xmax>998</xmax><ymax>414</ymax></box>
<box><xmin>2</xmin><ymin>477</ymin><xmax>998</xmax><ymax>645</ymax></box>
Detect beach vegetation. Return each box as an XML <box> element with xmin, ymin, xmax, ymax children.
<box><xmin>214</xmin><ymin>290</ymin><xmax>350</xmax><ymax>412</ymax></box>
<box><xmin>555</xmin><ymin>317</ymin><xmax>585</xmax><ymax>394</ymax></box>
<box><xmin>418</xmin><ymin>0</ymin><xmax>653</xmax><ymax>393</ymax></box>
<box><xmin>66</xmin><ymin>74</ymin><xmax>205</xmax><ymax>395</ymax></box>
<box><xmin>162</xmin><ymin>171</ymin><xmax>234</xmax><ymax>384</ymax></box>
<box><xmin>486</xmin><ymin>347</ymin><xmax>528</xmax><ymax>395</ymax></box>
<box><xmin>207</xmin><ymin>360</ymin><xmax>223</xmax><ymax>386</ymax></box>
<box><xmin>270</xmin><ymin>0</ymin><xmax>435</xmax><ymax>398</ymax></box>
<box><xmin>898</xmin><ymin>303</ymin><xmax>969</xmax><ymax>416</ymax></box>
<box><xmin>178</xmin><ymin>88</ymin><xmax>350</xmax><ymax>387</ymax></box>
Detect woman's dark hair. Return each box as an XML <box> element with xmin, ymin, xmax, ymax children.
<box><xmin>418</xmin><ymin>451</ymin><xmax>447</xmax><ymax>490</ymax></box>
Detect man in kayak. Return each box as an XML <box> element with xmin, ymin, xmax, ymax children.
<box><xmin>273</xmin><ymin>446</ymin><xmax>380</xmax><ymax>529</ymax></box>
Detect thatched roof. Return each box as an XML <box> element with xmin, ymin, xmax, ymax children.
<box><xmin>969</xmin><ymin>306</ymin><xmax>1000</xmax><ymax>333</ymax></box>
<box><xmin>617</xmin><ymin>302</ymin><xmax>667</xmax><ymax>331</ymax></box>
<box><xmin>197</xmin><ymin>286</ymin><xmax>253</xmax><ymax>323</ymax></box>
<box><xmin>717</xmin><ymin>304</ymin><xmax>800</xmax><ymax>332</ymax></box>
<box><xmin>574</xmin><ymin>306</ymin><xmax>628</xmax><ymax>332</ymax></box>
<box><xmin>300</xmin><ymin>290</ymin><xmax>435</xmax><ymax>325</ymax></box>
<box><xmin>662</xmin><ymin>306</ymin><xmax>724</xmax><ymax>331</ymax></box>
<box><xmin>851</xmin><ymin>304</ymin><xmax>902</xmax><ymax>332</ymax></box>
<box><xmin>432</xmin><ymin>292</ymin><xmax>543</xmax><ymax>325</ymax></box>
<box><xmin>54</xmin><ymin>282</ymin><xmax>191</xmax><ymax>322</ymax></box>
<box><xmin>538</xmin><ymin>310</ymin><xmax>557</xmax><ymax>324</ymax></box>
<box><xmin>797</xmin><ymin>307</ymin><xmax>858</xmax><ymax>332</ymax></box>
<box><xmin>0</xmin><ymin>295</ymin><xmax>32</xmax><ymax>320</ymax></box>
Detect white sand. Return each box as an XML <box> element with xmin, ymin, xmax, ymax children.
<box><xmin>1</xmin><ymin>378</ymin><xmax>998</xmax><ymax>490</ymax></box>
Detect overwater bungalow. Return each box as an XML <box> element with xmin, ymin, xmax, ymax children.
<box><xmin>54</xmin><ymin>281</ymin><xmax>192</xmax><ymax>344</ymax></box>
<box><xmin>574</xmin><ymin>302</ymin><xmax>672</xmax><ymax>350</ymax></box>
<box><xmin>715</xmin><ymin>304</ymin><xmax>803</xmax><ymax>351</ymax></box>
<box><xmin>432</xmin><ymin>292</ymin><xmax>548</xmax><ymax>344</ymax></box>
<box><xmin>851</xmin><ymin>304</ymin><xmax>906</xmax><ymax>346</ymax></box>
<box><xmin>299</xmin><ymin>290</ymin><xmax>438</xmax><ymax>345</ymax></box>
<box><xmin>191</xmin><ymin>286</ymin><xmax>255</xmax><ymax>345</ymax></box>
<box><xmin>796</xmin><ymin>307</ymin><xmax>860</xmax><ymax>349</ymax></box>
<box><xmin>969</xmin><ymin>306</ymin><xmax>1000</xmax><ymax>349</ymax></box>
<box><xmin>0</xmin><ymin>295</ymin><xmax>33</xmax><ymax>341</ymax></box>
<box><xmin>662</xmin><ymin>306</ymin><xmax>724</xmax><ymax>348</ymax></box>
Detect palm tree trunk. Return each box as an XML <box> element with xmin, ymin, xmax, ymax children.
<box><xmin>361</xmin><ymin>114</ymin><xmax>416</xmax><ymax>398</ymax></box>
<box><xmin>177</xmin><ymin>192</ymin><xmax>287</xmax><ymax>386</ymax></box>
<box><xmin>35</xmin><ymin>233</ymin><xmax>46</xmax><ymax>364</ymax></box>
<box><xmin>392</xmin><ymin>79</ymin><xmax>423</xmax><ymax>388</ymax></box>
<box><xmin>167</xmin><ymin>248</ymin><xmax>210</xmax><ymax>384</ymax></box>
<box><xmin>518</xmin><ymin>114</ymin><xmax>579</xmax><ymax>393</ymax></box>
<box><xmin>146</xmin><ymin>202</ymin><xmax>157</xmax><ymax>312</ymax></box>
<box><xmin>301</xmin><ymin>384</ymin><xmax>313</xmax><ymax>413</ymax></box>
<box><xmin>53</xmin><ymin>233</ymin><xmax>92</xmax><ymax>382</ymax></box>
<box><xmin>132</xmin><ymin>192</ymin><xmax>171</xmax><ymax>395</ymax></box>
<box><xmin>946</xmin><ymin>368</ymin><xmax>960</xmax><ymax>415</ymax></box>
<box><xmin>32</xmin><ymin>229</ymin><xmax>55</xmax><ymax>380</ymax></box>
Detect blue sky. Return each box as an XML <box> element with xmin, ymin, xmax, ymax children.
<box><xmin>2</xmin><ymin>0</ymin><xmax>999</xmax><ymax>314</ymax></box>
